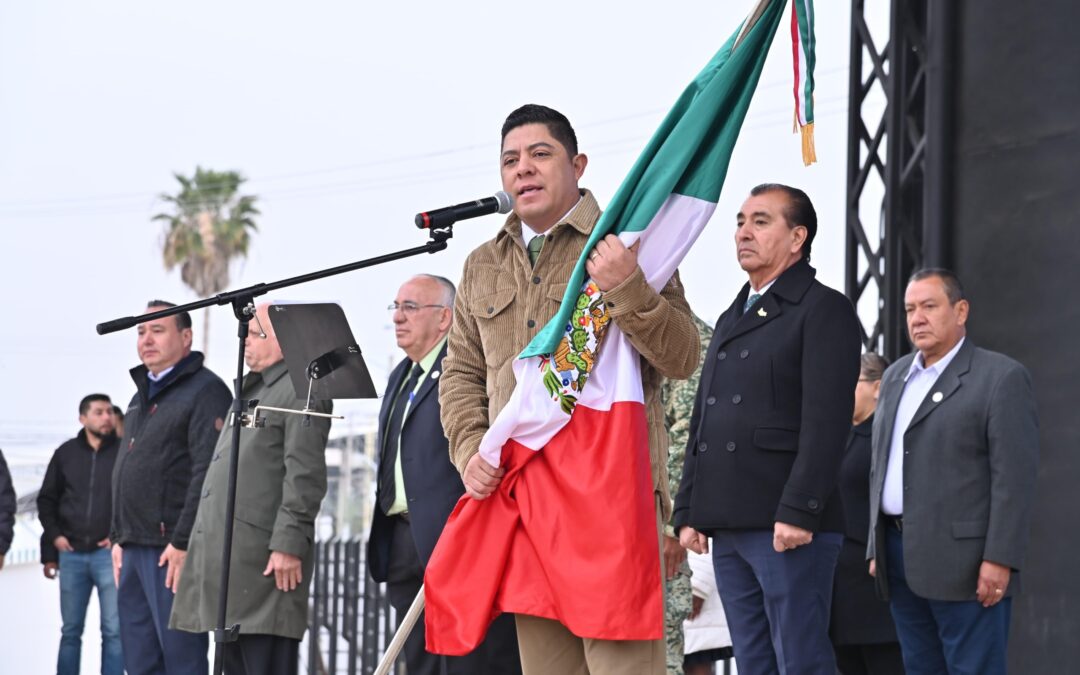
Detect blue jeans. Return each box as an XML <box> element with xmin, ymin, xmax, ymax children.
<box><xmin>58</xmin><ymin>548</ymin><xmax>123</xmax><ymax>675</ymax></box>
<box><xmin>884</xmin><ymin>526</ymin><xmax>1011</xmax><ymax>675</ymax></box>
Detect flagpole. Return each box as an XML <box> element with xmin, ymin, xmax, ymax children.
<box><xmin>733</xmin><ymin>0</ymin><xmax>774</xmax><ymax>52</ymax></box>
<box><xmin>374</xmin><ymin>585</ymin><xmax>426</xmax><ymax>675</ymax></box>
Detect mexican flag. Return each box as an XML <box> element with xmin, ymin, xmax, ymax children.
<box><xmin>425</xmin><ymin>0</ymin><xmax>813</xmax><ymax>654</ymax></box>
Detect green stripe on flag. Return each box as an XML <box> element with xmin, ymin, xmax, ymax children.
<box><xmin>795</xmin><ymin>0</ymin><xmax>816</xmax><ymax>123</ymax></box>
<box><xmin>519</xmin><ymin>0</ymin><xmax>788</xmax><ymax>359</ymax></box>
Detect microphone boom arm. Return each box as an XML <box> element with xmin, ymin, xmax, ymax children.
<box><xmin>93</xmin><ymin>218</ymin><xmax>457</xmax><ymax>675</ymax></box>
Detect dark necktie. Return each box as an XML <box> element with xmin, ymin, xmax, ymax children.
<box><xmin>743</xmin><ymin>292</ymin><xmax>762</xmax><ymax>314</ymax></box>
<box><xmin>527</xmin><ymin>234</ymin><xmax>545</xmax><ymax>267</ymax></box>
<box><xmin>378</xmin><ymin>363</ymin><xmax>424</xmax><ymax>515</ymax></box>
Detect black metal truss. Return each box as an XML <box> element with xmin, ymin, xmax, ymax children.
<box><xmin>846</xmin><ymin>0</ymin><xmax>954</xmax><ymax>361</ymax></box>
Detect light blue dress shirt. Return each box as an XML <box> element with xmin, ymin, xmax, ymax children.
<box><xmin>880</xmin><ymin>337</ymin><xmax>966</xmax><ymax>515</ymax></box>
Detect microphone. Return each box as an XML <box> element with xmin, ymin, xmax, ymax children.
<box><xmin>415</xmin><ymin>191</ymin><xmax>513</xmax><ymax>229</ymax></box>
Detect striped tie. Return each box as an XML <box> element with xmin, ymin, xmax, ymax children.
<box><xmin>743</xmin><ymin>292</ymin><xmax>762</xmax><ymax>314</ymax></box>
<box><xmin>527</xmin><ymin>235</ymin><xmax>546</xmax><ymax>267</ymax></box>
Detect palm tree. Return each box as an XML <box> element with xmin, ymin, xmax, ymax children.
<box><xmin>154</xmin><ymin>167</ymin><xmax>259</xmax><ymax>357</ymax></box>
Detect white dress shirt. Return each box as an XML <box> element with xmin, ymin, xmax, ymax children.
<box><xmin>520</xmin><ymin>196</ymin><xmax>583</xmax><ymax>244</ymax></box>
<box><xmin>147</xmin><ymin>365</ymin><xmax>175</xmax><ymax>382</ymax></box>
<box><xmin>751</xmin><ymin>278</ymin><xmax>777</xmax><ymax>297</ymax></box>
<box><xmin>880</xmin><ymin>337</ymin><xmax>966</xmax><ymax>515</ymax></box>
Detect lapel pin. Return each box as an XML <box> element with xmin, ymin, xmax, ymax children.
<box><xmin>757</xmin><ymin>307</ymin><xmax>768</xmax><ymax>317</ymax></box>
<box><xmin>932</xmin><ymin>391</ymin><xmax>943</xmax><ymax>403</ymax></box>
<box><xmin>430</xmin><ymin>370</ymin><xmax>440</xmax><ymax>379</ymax></box>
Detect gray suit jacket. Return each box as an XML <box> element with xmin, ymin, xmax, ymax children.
<box><xmin>867</xmin><ymin>339</ymin><xmax>1039</xmax><ymax>601</ymax></box>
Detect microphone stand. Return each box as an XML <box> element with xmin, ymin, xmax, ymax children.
<box><xmin>97</xmin><ymin>224</ymin><xmax>455</xmax><ymax>675</ymax></box>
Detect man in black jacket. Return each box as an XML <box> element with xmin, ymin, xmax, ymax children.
<box><xmin>0</xmin><ymin>448</ymin><xmax>14</xmax><ymax>571</ymax></box>
<box><xmin>110</xmin><ymin>301</ymin><xmax>232</xmax><ymax>675</ymax></box>
<box><xmin>38</xmin><ymin>393</ymin><xmax>123</xmax><ymax>675</ymax></box>
<box><xmin>675</xmin><ymin>185</ymin><xmax>861</xmax><ymax>675</ymax></box>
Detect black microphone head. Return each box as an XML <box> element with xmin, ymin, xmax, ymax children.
<box><xmin>494</xmin><ymin>191</ymin><xmax>513</xmax><ymax>214</ymax></box>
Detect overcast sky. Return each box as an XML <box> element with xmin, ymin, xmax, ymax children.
<box><xmin>0</xmin><ymin>1</ymin><xmax>876</xmax><ymax>477</ymax></box>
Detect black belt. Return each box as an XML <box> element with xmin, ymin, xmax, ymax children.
<box><xmin>882</xmin><ymin>513</ymin><xmax>903</xmax><ymax>532</ymax></box>
<box><xmin>395</xmin><ymin>512</ymin><xmax>410</xmax><ymax>524</ymax></box>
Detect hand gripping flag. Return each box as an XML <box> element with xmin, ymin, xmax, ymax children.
<box><xmin>425</xmin><ymin>0</ymin><xmax>814</xmax><ymax>654</ymax></box>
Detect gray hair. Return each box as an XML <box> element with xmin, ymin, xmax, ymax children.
<box><xmin>416</xmin><ymin>274</ymin><xmax>456</xmax><ymax>308</ymax></box>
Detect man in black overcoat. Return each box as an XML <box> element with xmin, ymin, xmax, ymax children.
<box><xmin>675</xmin><ymin>184</ymin><xmax>861</xmax><ymax>675</ymax></box>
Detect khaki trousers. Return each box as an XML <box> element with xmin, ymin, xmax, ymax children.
<box><xmin>514</xmin><ymin>494</ymin><xmax>666</xmax><ymax>675</ymax></box>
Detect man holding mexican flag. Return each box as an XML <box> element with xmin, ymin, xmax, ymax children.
<box><xmin>425</xmin><ymin>1</ymin><xmax>822</xmax><ymax>674</ymax></box>
<box><xmin>437</xmin><ymin>103</ymin><xmax>699</xmax><ymax>673</ymax></box>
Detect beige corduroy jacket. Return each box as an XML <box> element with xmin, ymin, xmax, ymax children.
<box><xmin>439</xmin><ymin>190</ymin><xmax>700</xmax><ymax>519</ymax></box>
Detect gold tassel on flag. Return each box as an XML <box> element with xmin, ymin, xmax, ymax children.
<box><xmin>801</xmin><ymin>121</ymin><xmax>816</xmax><ymax>166</ymax></box>
<box><xmin>793</xmin><ymin>110</ymin><xmax>817</xmax><ymax>167</ymax></box>
<box><xmin>788</xmin><ymin>0</ymin><xmax>817</xmax><ymax>166</ymax></box>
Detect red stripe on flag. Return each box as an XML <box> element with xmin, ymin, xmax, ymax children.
<box><xmin>425</xmin><ymin>401</ymin><xmax>661</xmax><ymax>655</ymax></box>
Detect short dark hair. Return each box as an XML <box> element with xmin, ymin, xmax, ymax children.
<box><xmin>908</xmin><ymin>268</ymin><xmax>965</xmax><ymax>304</ymax></box>
<box><xmin>79</xmin><ymin>394</ymin><xmax>112</xmax><ymax>416</ymax></box>
<box><xmin>859</xmin><ymin>352</ymin><xmax>890</xmax><ymax>381</ymax></box>
<box><xmin>146</xmin><ymin>299</ymin><xmax>192</xmax><ymax>331</ymax></box>
<box><xmin>501</xmin><ymin>104</ymin><xmax>579</xmax><ymax>157</ymax></box>
<box><xmin>112</xmin><ymin>405</ymin><xmax>125</xmax><ymax>420</ymax></box>
<box><xmin>750</xmin><ymin>183</ymin><xmax>817</xmax><ymax>260</ymax></box>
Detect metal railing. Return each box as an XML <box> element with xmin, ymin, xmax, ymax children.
<box><xmin>305</xmin><ymin>539</ymin><xmax>404</xmax><ymax>675</ymax></box>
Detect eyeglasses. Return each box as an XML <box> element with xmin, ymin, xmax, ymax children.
<box><xmin>251</xmin><ymin>312</ymin><xmax>269</xmax><ymax>339</ymax></box>
<box><xmin>388</xmin><ymin>302</ymin><xmax>446</xmax><ymax>315</ymax></box>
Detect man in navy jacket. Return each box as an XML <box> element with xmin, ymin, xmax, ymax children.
<box><xmin>675</xmin><ymin>184</ymin><xmax>861</xmax><ymax>675</ymax></box>
<box><xmin>368</xmin><ymin>275</ymin><xmax>520</xmax><ymax>675</ymax></box>
<box><xmin>110</xmin><ymin>300</ymin><xmax>231</xmax><ymax>675</ymax></box>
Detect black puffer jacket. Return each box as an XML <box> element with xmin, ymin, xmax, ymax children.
<box><xmin>38</xmin><ymin>430</ymin><xmax>119</xmax><ymax>563</ymax></box>
<box><xmin>110</xmin><ymin>352</ymin><xmax>231</xmax><ymax>550</ymax></box>
<box><xmin>0</xmin><ymin>449</ymin><xmax>15</xmax><ymax>555</ymax></box>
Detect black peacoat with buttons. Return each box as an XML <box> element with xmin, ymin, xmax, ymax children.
<box><xmin>673</xmin><ymin>258</ymin><xmax>861</xmax><ymax>534</ymax></box>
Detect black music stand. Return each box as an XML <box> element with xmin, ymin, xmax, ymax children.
<box><xmin>270</xmin><ymin>301</ymin><xmax>377</xmax><ymax>401</ymax></box>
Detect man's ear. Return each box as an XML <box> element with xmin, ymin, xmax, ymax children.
<box><xmin>572</xmin><ymin>153</ymin><xmax>588</xmax><ymax>180</ymax></box>
<box><xmin>955</xmin><ymin>299</ymin><xmax>970</xmax><ymax>326</ymax></box>
<box><xmin>790</xmin><ymin>225</ymin><xmax>808</xmax><ymax>253</ymax></box>
<box><xmin>181</xmin><ymin>328</ymin><xmax>193</xmax><ymax>350</ymax></box>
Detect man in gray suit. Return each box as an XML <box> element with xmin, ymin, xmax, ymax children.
<box><xmin>867</xmin><ymin>268</ymin><xmax>1039</xmax><ymax>675</ymax></box>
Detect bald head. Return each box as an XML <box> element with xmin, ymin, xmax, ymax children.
<box><xmin>393</xmin><ymin>275</ymin><xmax>454</xmax><ymax>362</ymax></box>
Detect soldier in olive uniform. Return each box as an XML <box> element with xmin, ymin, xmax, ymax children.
<box><xmin>661</xmin><ymin>313</ymin><xmax>715</xmax><ymax>675</ymax></box>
